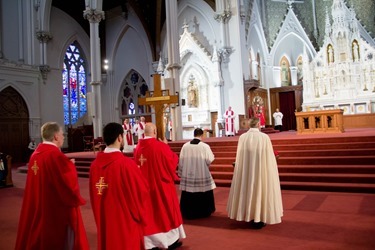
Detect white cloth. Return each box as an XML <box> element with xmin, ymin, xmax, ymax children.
<box><xmin>28</xmin><ymin>142</ymin><xmax>36</xmax><ymax>150</ymax></box>
<box><xmin>0</xmin><ymin>159</ymin><xmax>4</xmax><ymax>170</ymax></box>
<box><xmin>227</xmin><ymin>128</ymin><xmax>283</xmax><ymax>224</ymax></box>
<box><xmin>122</xmin><ymin>123</ymin><xmax>135</xmax><ymax>152</ymax></box>
<box><xmin>178</xmin><ymin>139</ymin><xmax>216</xmax><ymax>192</ymax></box>
<box><xmin>134</xmin><ymin>122</ymin><xmax>145</xmax><ymax>139</ymax></box>
<box><xmin>273</xmin><ymin>111</ymin><xmax>283</xmax><ymax>126</ymax></box>
<box><xmin>224</xmin><ymin>109</ymin><xmax>235</xmax><ymax>136</ymax></box>
<box><xmin>144</xmin><ymin>225</ymin><xmax>186</xmax><ymax>249</ymax></box>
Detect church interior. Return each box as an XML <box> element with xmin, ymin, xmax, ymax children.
<box><xmin>1</xmin><ymin>0</ymin><xmax>375</xmax><ymax>160</ymax></box>
<box><xmin>0</xmin><ymin>0</ymin><xmax>375</xmax><ymax>249</ymax></box>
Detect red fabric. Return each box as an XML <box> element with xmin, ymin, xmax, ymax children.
<box><xmin>139</xmin><ymin>122</ymin><xmax>145</xmax><ymax>138</ymax></box>
<box><xmin>225</xmin><ymin>110</ymin><xmax>235</xmax><ymax>133</ymax></box>
<box><xmin>135</xmin><ymin>122</ymin><xmax>145</xmax><ymax>139</ymax></box>
<box><xmin>138</xmin><ymin>122</ymin><xmax>144</xmax><ymax>130</ymax></box>
<box><xmin>123</xmin><ymin>123</ymin><xmax>133</xmax><ymax>145</ymax></box>
<box><xmin>133</xmin><ymin>138</ymin><xmax>182</xmax><ymax>235</ymax></box>
<box><xmin>15</xmin><ymin>143</ymin><xmax>89</xmax><ymax>250</ymax></box>
<box><xmin>256</xmin><ymin>107</ymin><xmax>266</xmax><ymax>126</ymax></box>
<box><xmin>90</xmin><ymin>151</ymin><xmax>150</xmax><ymax>250</ymax></box>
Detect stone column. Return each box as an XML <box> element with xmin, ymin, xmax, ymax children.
<box><xmin>83</xmin><ymin>8</ymin><xmax>105</xmax><ymax>138</ymax></box>
<box><xmin>273</xmin><ymin>66</ymin><xmax>281</xmax><ymax>87</ymax></box>
<box><xmin>212</xmin><ymin>46</ymin><xmax>224</xmax><ymax>136</ymax></box>
<box><xmin>251</xmin><ymin>60</ymin><xmax>259</xmax><ymax>80</ymax></box>
<box><xmin>165</xmin><ymin>0</ymin><xmax>182</xmax><ymax>140</ymax></box>
<box><xmin>290</xmin><ymin>66</ymin><xmax>298</xmax><ymax>86</ymax></box>
<box><xmin>36</xmin><ymin>31</ymin><xmax>52</xmax><ymax>80</ymax></box>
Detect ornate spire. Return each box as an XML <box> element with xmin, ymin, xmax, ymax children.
<box><xmin>324</xmin><ymin>7</ymin><xmax>331</xmax><ymax>37</ymax></box>
<box><xmin>287</xmin><ymin>0</ymin><xmax>294</xmax><ymax>10</ymax></box>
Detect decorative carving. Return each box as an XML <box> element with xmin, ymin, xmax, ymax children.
<box><xmin>214</xmin><ymin>10</ymin><xmax>232</xmax><ymax>23</ymax></box>
<box><xmin>39</xmin><ymin>65</ymin><xmax>50</xmax><ymax>80</ymax></box>
<box><xmin>36</xmin><ymin>31</ymin><xmax>52</xmax><ymax>43</ymax></box>
<box><xmin>218</xmin><ymin>47</ymin><xmax>233</xmax><ymax>63</ymax></box>
<box><xmin>83</xmin><ymin>9</ymin><xmax>105</xmax><ymax>23</ymax></box>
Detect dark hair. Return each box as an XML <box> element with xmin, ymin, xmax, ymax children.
<box><xmin>103</xmin><ymin>123</ymin><xmax>124</xmax><ymax>146</ymax></box>
<box><xmin>194</xmin><ymin>128</ymin><xmax>204</xmax><ymax>137</ymax></box>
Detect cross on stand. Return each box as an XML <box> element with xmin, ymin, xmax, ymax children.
<box><xmin>138</xmin><ymin>74</ymin><xmax>179</xmax><ymax>140</ymax></box>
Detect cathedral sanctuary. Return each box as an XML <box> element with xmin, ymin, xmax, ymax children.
<box><xmin>0</xmin><ymin>0</ymin><xmax>374</xmax><ymax>161</ymax></box>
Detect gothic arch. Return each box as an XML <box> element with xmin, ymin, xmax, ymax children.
<box><xmin>119</xmin><ymin>70</ymin><xmax>149</xmax><ymax>122</ymax></box>
<box><xmin>0</xmin><ymin>86</ymin><xmax>30</xmax><ymax>162</ymax></box>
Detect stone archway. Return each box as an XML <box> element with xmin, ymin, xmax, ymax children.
<box><xmin>0</xmin><ymin>87</ymin><xmax>30</xmax><ymax>162</ymax></box>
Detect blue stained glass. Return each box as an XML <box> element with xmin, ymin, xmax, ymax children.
<box><xmin>63</xmin><ymin>41</ymin><xmax>87</xmax><ymax>125</ymax></box>
<box><xmin>129</xmin><ymin>101</ymin><xmax>135</xmax><ymax>115</ymax></box>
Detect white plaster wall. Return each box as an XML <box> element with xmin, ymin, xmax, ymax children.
<box><xmin>104</xmin><ymin>12</ymin><xmax>153</xmax><ymax>123</ymax></box>
<box><xmin>1</xmin><ymin>1</ymin><xmax>20</xmax><ymax>61</ymax></box>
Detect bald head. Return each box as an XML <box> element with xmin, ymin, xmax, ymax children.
<box><xmin>144</xmin><ymin>123</ymin><xmax>156</xmax><ymax>138</ymax></box>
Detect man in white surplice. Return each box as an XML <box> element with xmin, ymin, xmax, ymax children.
<box><xmin>227</xmin><ymin>118</ymin><xmax>283</xmax><ymax>229</ymax></box>
<box><xmin>178</xmin><ymin>128</ymin><xmax>216</xmax><ymax>219</ymax></box>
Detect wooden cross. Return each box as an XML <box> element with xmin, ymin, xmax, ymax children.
<box><xmin>95</xmin><ymin>177</ymin><xmax>108</xmax><ymax>195</ymax></box>
<box><xmin>138</xmin><ymin>154</ymin><xmax>147</xmax><ymax>166</ymax></box>
<box><xmin>138</xmin><ymin>74</ymin><xmax>179</xmax><ymax>140</ymax></box>
<box><xmin>31</xmin><ymin>161</ymin><xmax>39</xmax><ymax>175</ymax></box>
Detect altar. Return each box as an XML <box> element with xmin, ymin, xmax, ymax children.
<box><xmin>295</xmin><ymin>109</ymin><xmax>344</xmax><ymax>134</ymax></box>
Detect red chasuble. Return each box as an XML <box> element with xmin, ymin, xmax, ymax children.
<box><xmin>133</xmin><ymin>138</ymin><xmax>183</xmax><ymax>235</ymax></box>
<box><xmin>15</xmin><ymin>143</ymin><xmax>89</xmax><ymax>250</ymax></box>
<box><xmin>90</xmin><ymin>151</ymin><xmax>150</xmax><ymax>250</ymax></box>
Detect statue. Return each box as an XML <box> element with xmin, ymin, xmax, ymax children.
<box><xmin>328</xmin><ymin>45</ymin><xmax>334</xmax><ymax>63</ymax></box>
<box><xmin>187</xmin><ymin>75</ymin><xmax>198</xmax><ymax>108</ymax></box>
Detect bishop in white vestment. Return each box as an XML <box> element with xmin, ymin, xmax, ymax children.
<box><xmin>227</xmin><ymin>118</ymin><xmax>283</xmax><ymax>228</ymax></box>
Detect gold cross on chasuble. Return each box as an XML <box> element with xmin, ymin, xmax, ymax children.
<box><xmin>138</xmin><ymin>154</ymin><xmax>147</xmax><ymax>167</ymax></box>
<box><xmin>95</xmin><ymin>177</ymin><xmax>108</xmax><ymax>195</ymax></box>
<box><xmin>31</xmin><ymin>161</ymin><xmax>39</xmax><ymax>175</ymax></box>
<box><xmin>138</xmin><ymin>74</ymin><xmax>179</xmax><ymax>140</ymax></box>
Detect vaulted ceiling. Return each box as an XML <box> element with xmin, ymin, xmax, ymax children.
<box><xmin>52</xmin><ymin>0</ymin><xmax>215</xmax><ymax>60</ymax></box>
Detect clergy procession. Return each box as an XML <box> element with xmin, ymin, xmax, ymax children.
<box><xmin>14</xmin><ymin>118</ymin><xmax>283</xmax><ymax>249</ymax></box>
<box><xmin>3</xmin><ymin>0</ymin><xmax>375</xmax><ymax>249</ymax></box>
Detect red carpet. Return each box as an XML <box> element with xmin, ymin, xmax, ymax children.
<box><xmin>1</xmin><ymin>170</ymin><xmax>375</xmax><ymax>249</ymax></box>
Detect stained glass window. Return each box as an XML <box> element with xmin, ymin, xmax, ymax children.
<box><xmin>62</xmin><ymin>41</ymin><xmax>87</xmax><ymax>125</ymax></box>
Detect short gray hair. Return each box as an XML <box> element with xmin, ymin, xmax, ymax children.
<box><xmin>249</xmin><ymin>118</ymin><xmax>260</xmax><ymax>128</ymax></box>
<box><xmin>41</xmin><ymin>122</ymin><xmax>61</xmax><ymax>142</ymax></box>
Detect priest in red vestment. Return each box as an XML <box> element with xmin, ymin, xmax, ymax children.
<box><xmin>122</xmin><ymin>118</ymin><xmax>135</xmax><ymax>152</ymax></box>
<box><xmin>90</xmin><ymin>122</ymin><xmax>151</xmax><ymax>250</ymax></box>
<box><xmin>122</xmin><ymin>118</ymin><xmax>134</xmax><ymax>146</ymax></box>
<box><xmin>133</xmin><ymin>123</ymin><xmax>186</xmax><ymax>250</ymax></box>
<box><xmin>135</xmin><ymin>116</ymin><xmax>146</xmax><ymax>141</ymax></box>
<box><xmin>15</xmin><ymin>122</ymin><xmax>89</xmax><ymax>250</ymax></box>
